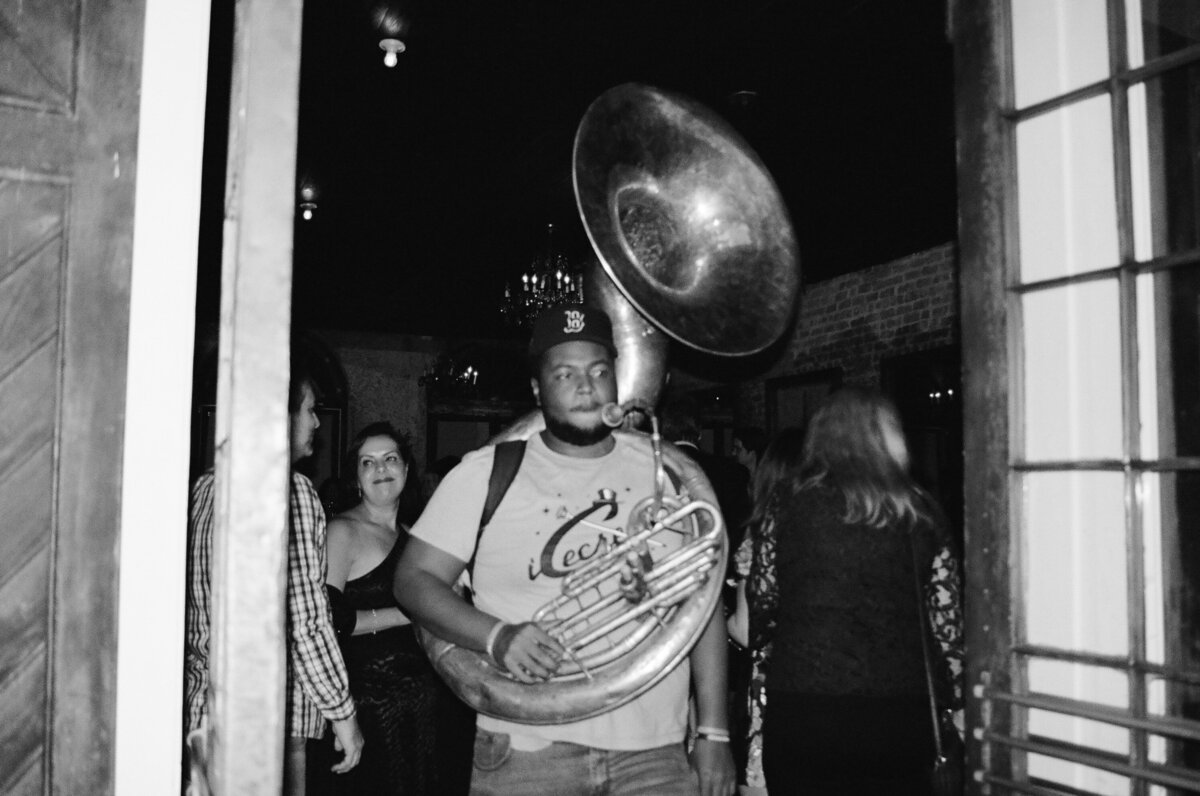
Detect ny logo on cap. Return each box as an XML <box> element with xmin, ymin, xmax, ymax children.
<box><xmin>563</xmin><ymin>310</ymin><xmax>586</xmax><ymax>333</ymax></box>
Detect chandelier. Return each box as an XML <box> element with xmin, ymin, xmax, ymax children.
<box><xmin>420</xmin><ymin>353</ymin><xmax>479</xmax><ymax>400</ymax></box>
<box><xmin>501</xmin><ymin>223</ymin><xmax>584</xmax><ymax>328</ymax></box>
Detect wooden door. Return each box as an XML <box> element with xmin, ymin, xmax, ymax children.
<box><xmin>0</xmin><ymin>0</ymin><xmax>146</xmax><ymax>791</ymax></box>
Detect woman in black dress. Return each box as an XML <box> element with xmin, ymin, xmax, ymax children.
<box><xmin>727</xmin><ymin>425</ymin><xmax>805</xmax><ymax>794</ymax></box>
<box><xmin>325</xmin><ymin>422</ymin><xmax>439</xmax><ymax>794</ymax></box>
<box><xmin>747</xmin><ymin>388</ymin><xmax>964</xmax><ymax>795</ymax></box>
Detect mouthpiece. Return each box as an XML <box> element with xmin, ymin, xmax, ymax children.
<box><xmin>601</xmin><ymin>402</ymin><xmax>626</xmax><ymax>428</ymax></box>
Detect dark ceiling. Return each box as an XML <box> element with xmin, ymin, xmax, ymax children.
<box><xmin>197</xmin><ymin>1</ymin><xmax>957</xmax><ymax>341</ymax></box>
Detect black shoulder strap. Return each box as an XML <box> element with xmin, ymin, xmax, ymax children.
<box><xmin>467</xmin><ymin>440</ymin><xmax>526</xmax><ymax>578</ymax></box>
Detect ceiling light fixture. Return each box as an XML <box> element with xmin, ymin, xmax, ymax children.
<box><xmin>728</xmin><ymin>89</ymin><xmax>759</xmax><ymax>111</ymax></box>
<box><xmin>297</xmin><ymin>178</ymin><xmax>319</xmax><ymax>221</ymax></box>
<box><xmin>501</xmin><ymin>223</ymin><xmax>584</xmax><ymax>328</ymax></box>
<box><xmin>379</xmin><ymin>38</ymin><xmax>406</xmax><ymax>68</ymax></box>
<box><xmin>372</xmin><ymin>3</ymin><xmax>409</xmax><ymax>68</ymax></box>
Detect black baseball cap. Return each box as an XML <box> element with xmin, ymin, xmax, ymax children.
<box><xmin>528</xmin><ymin>304</ymin><xmax>618</xmax><ymax>361</ymax></box>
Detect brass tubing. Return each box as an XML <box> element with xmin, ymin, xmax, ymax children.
<box><xmin>545</xmin><ymin>546</ymin><xmax>717</xmax><ymax>641</ymax></box>
<box><xmin>555</xmin><ymin>498</ymin><xmax>696</xmax><ymax>594</ymax></box>
<box><xmin>569</xmin><ymin>573</ymin><xmax>713</xmax><ymax>651</ymax></box>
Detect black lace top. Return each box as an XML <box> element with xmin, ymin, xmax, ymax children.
<box><xmin>747</xmin><ymin>483</ymin><xmax>963</xmax><ymax>705</ymax></box>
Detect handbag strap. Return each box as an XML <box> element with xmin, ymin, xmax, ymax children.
<box><xmin>908</xmin><ymin>526</ymin><xmax>946</xmax><ymax>762</ymax></box>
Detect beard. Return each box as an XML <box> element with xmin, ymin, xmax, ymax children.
<box><xmin>291</xmin><ymin>434</ymin><xmax>315</xmax><ymax>463</ymax></box>
<box><xmin>544</xmin><ymin>410</ymin><xmax>613</xmax><ymax>447</ymax></box>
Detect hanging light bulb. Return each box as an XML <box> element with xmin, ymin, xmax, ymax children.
<box><xmin>372</xmin><ymin>3</ymin><xmax>409</xmax><ymax>68</ymax></box>
<box><xmin>379</xmin><ymin>38</ymin><xmax>406</xmax><ymax>67</ymax></box>
<box><xmin>297</xmin><ymin>178</ymin><xmax>319</xmax><ymax>221</ymax></box>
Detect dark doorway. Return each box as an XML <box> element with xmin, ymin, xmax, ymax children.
<box><xmin>881</xmin><ymin>346</ymin><xmax>963</xmax><ymax>547</ymax></box>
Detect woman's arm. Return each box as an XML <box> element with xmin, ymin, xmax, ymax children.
<box><xmin>726</xmin><ymin>535</ymin><xmax>753</xmax><ymax>647</ymax></box>
<box><xmin>326</xmin><ymin>586</ymin><xmax>413</xmax><ymax>639</ymax></box>
<box><xmin>326</xmin><ymin>516</ymin><xmax>356</xmax><ymax>591</ymax></box>
<box><xmin>350</xmin><ymin>605</ymin><xmax>411</xmax><ymax>635</ymax></box>
<box><xmin>727</xmin><ymin>580</ymin><xmax>750</xmax><ymax>648</ymax></box>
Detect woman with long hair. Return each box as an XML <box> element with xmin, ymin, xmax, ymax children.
<box><xmin>727</xmin><ymin>426</ymin><xmax>806</xmax><ymax>795</ymax></box>
<box><xmin>747</xmin><ymin>388</ymin><xmax>963</xmax><ymax>794</ymax></box>
<box><xmin>323</xmin><ymin>422</ymin><xmax>439</xmax><ymax>794</ymax></box>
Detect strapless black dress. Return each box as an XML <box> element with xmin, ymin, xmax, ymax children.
<box><xmin>335</xmin><ymin>538</ymin><xmax>439</xmax><ymax>794</ymax></box>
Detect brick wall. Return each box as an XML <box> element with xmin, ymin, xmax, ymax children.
<box><xmin>736</xmin><ymin>242</ymin><xmax>958</xmax><ymax>427</ymax></box>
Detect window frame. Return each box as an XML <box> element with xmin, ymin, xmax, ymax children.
<box><xmin>957</xmin><ymin>1</ymin><xmax>1200</xmax><ymax>792</ymax></box>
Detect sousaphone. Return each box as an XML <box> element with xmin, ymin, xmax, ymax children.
<box><xmin>419</xmin><ymin>83</ymin><xmax>799</xmax><ymax>723</ymax></box>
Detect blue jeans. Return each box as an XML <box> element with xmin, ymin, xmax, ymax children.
<box><xmin>469</xmin><ymin>729</ymin><xmax>699</xmax><ymax>796</ymax></box>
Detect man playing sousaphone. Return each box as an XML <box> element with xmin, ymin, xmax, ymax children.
<box><xmin>394</xmin><ymin>304</ymin><xmax>736</xmax><ymax>795</ymax></box>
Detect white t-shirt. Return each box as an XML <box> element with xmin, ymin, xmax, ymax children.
<box><xmin>409</xmin><ymin>432</ymin><xmax>690</xmax><ymax>751</ymax></box>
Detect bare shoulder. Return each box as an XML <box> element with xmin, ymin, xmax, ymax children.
<box><xmin>326</xmin><ymin>510</ymin><xmax>369</xmax><ymax>548</ymax></box>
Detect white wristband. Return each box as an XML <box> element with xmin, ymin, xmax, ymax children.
<box><xmin>485</xmin><ymin>621</ymin><xmax>508</xmax><ymax>661</ymax></box>
<box><xmin>696</xmin><ymin>733</ymin><xmax>731</xmax><ymax>743</ymax></box>
<box><xmin>695</xmin><ymin>724</ymin><xmax>731</xmax><ymax>743</ymax></box>
<box><xmin>696</xmin><ymin>725</ymin><xmax>729</xmax><ymax>736</ymax></box>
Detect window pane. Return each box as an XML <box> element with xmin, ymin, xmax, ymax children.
<box><xmin>1023</xmin><ymin>472</ymin><xmax>1127</xmax><ymax>655</ymax></box>
<box><xmin>1017</xmin><ymin>96</ymin><xmax>1119</xmax><ymax>283</ymax></box>
<box><xmin>1030</xmin><ymin>710</ymin><xmax>1130</xmax><ymax>754</ymax></box>
<box><xmin>1129</xmin><ymin>64</ymin><xmax>1200</xmax><ymax>259</ymax></box>
<box><xmin>1027</xmin><ymin>658</ymin><xmax>1131</xmax><ymax>771</ymax></box>
<box><xmin>1141</xmin><ymin>473</ymin><xmax>1200</xmax><ymax>673</ymax></box>
<box><xmin>1147</xmin><ymin>676</ymin><xmax>1200</xmax><ymax>774</ymax></box>
<box><xmin>1027</xmin><ymin>755</ymin><xmax>1130</xmax><ymax>795</ymax></box>
<box><xmin>1029</xmin><ymin>658</ymin><xmax>1129</xmax><ymax>708</ymax></box>
<box><xmin>1026</xmin><ymin>659</ymin><xmax>1132</xmax><ymax>794</ymax></box>
<box><xmin>1011</xmin><ymin>0</ymin><xmax>1109</xmax><ymax>108</ymax></box>
<box><xmin>1137</xmin><ymin>269</ymin><xmax>1200</xmax><ymax>459</ymax></box>
<box><xmin>1127</xmin><ymin>0</ymin><xmax>1200</xmax><ymax>68</ymax></box>
<box><xmin>1023</xmin><ymin>281</ymin><xmax>1122</xmax><ymax>461</ymax></box>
